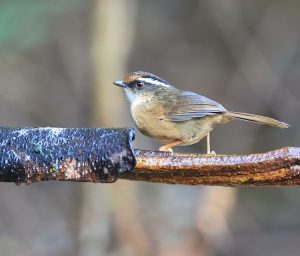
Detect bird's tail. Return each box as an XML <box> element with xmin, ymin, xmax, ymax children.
<box><xmin>224</xmin><ymin>111</ymin><xmax>289</xmax><ymax>129</ymax></box>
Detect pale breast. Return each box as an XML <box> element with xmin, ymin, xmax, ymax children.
<box><xmin>130</xmin><ymin>98</ymin><xmax>176</xmax><ymax>142</ymax></box>
<box><xmin>131</xmin><ymin>102</ymin><xmax>164</xmax><ymax>135</ymax></box>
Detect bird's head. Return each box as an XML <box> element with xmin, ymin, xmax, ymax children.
<box><xmin>114</xmin><ymin>71</ymin><xmax>174</xmax><ymax>105</ymax></box>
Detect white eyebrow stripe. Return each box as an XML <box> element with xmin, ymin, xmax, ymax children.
<box><xmin>137</xmin><ymin>77</ymin><xmax>171</xmax><ymax>87</ymax></box>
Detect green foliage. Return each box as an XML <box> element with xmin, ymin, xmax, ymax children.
<box><xmin>0</xmin><ymin>0</ymin><xmax>86</xmax><ymax>52</ymax></box>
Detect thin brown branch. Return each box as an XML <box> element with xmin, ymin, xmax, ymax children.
<box><xmin>121</xmin><ymin>147</ymin><xmax>300</xmax><ymax>186</ymax></box>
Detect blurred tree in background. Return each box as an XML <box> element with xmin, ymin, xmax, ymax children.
<box><xmin>0</xmin><ymin>0</ymin><xmax>299</xmax><ymax>256</ymax></box>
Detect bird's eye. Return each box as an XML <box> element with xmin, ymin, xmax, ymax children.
<box><xmin>136</xmin><ymin>81</ymin><xmax>144</xmax><ymax>88</ymax></box>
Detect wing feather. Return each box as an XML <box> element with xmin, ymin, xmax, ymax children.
<box><xmin>164</xmin><ymin>91</ymin><xmax>226</xmax><ymax>121</ymax></box>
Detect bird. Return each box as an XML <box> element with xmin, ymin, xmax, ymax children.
<box><xmin>114</xmin><ymin>71</ymin><xmax>289</xmax><ymax>154</ymax></box>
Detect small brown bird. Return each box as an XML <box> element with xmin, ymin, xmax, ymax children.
<box><xmin>114</xmin><ymin>71</ymin><xmax>289</xmax><ymax>153</ymax></box>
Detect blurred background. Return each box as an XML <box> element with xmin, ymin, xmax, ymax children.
<box><xmin>0</xmin><ymin>0</ymin><xmax>299</xmax><ymax>255</ymax></box>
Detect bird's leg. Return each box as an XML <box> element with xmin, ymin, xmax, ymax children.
<box><xmin>159</xmin><ymin>140</ymin><xmax>183</xmax><ymax>154</ymax></box>
<box><xmin>206</xmin><ymin>132</ymin><xmax>216</xmax><ymax>155</ymax></box>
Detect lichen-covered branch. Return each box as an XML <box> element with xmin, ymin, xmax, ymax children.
<box><xmin>0</xmin><ymin>127</ymin><xmax>135</xmax><ymax>184</ymax></box>
<box><xmin>121</xmin><ymin>147</ymin><xmax>300</xmax><ymax>186</ymax></box>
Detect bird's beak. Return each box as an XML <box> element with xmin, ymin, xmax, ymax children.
<box><xmin>113</xmin><ymin>80</ymin><xmax>127</xmax><ymax>88</ymax></box>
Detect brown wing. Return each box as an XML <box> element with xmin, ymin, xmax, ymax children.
<box><xmin>164</xmin><ymin>91</ymin><xmax>226</xmax><ymax>121</ymax></box>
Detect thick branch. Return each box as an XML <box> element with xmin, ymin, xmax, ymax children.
<box><xmin>0</xmin><ymin>127</ymin><xmax>135</xmax><ymax>184</ymax></box>
<box><xmin>0</xmin><ymin>127</ymin><xmax>299</xmax><ymax>186</ymax></box>
<box><xmin>121</xmin><ymin>147</ymin><xmax>300</xmax><ymax>186</ymax></box>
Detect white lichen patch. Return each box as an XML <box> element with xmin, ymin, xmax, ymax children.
<box><xmin>24</xmin><ymin>154</ymin><xmax>30</xmax><ymax>161</ymax></box>
<box><xmin>14</xmin><ymin>129</ymin><xmax>30</xmax><ymax>137</ymax></box>
<box><xmin>110</xmin><ymin>149</ymin><xmax>128</xmax><ymax>163</ymax></box>
<box><xmin>39</xmin><ymin>127</ymin><xmax>65</xmax><ymax>137</ymax></box>
<box><xmin>291</xmin><ymin>165</ymin><xmax>300</xmax><ymax>170</ymax></box>
<box><xmin>98</xmin><ymin>130</ymin><xmax>116</xmax><ymax>139</ymax></box>
<box><xmin>10</xmin><ymin>150</ymin><xmax>20</xmax><ymax>161</ymax></box>
<box><xmin>14</xmin><ymin>127</ymin><xmax>65</xmax><ymax>138</ymax></box>
<box><xmin>62</xmin><ymin>158</ymin><xmax>81</xmax><ymax>180</ymax></box>
<box><xmin>109</xmin><ymin>149</ymin><xmax>130</xmax><ymax>174</ymax></box>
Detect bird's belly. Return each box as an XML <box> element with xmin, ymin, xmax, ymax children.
<box><xmin>131</xmin><ymin>105</ymin><xmax>223</xmax><ymax>145</ymax></box>
<box><xmin>177</xmin><ymin>118</ymin><xmax>217</xmax><ymax>146</ymax></box>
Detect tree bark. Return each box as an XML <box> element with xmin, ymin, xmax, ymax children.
<box><xmin>122</xmin><ymin>147</ymin><xmax>300</xmax><ymax>186</ymax></box>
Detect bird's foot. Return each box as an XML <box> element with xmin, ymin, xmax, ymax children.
<box><xmin>159</xmin><ymin>141</ymin><xmax>183</xmax><ymax>155</ymax></box>
<box><xmin>207</xmin><ymin>150</ymin><xmax>216</xmax><ymax>155</ymax></box>
<box><xmin>159</xmin><ymin>146</ymin><xmax>174</xmax><ymax>155</ymax></box>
